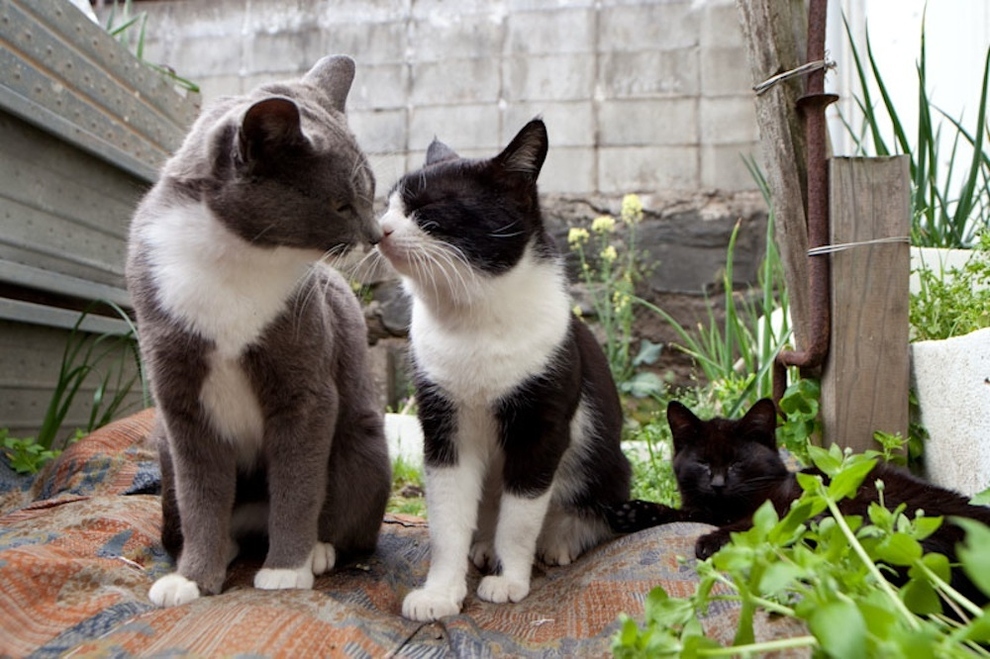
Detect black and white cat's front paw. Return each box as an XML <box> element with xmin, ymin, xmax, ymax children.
<box><xmin>402</xmin><ymin>584</ymin><xmax>467</xmax><ymax>621</ymax></box>
<box><xmin>477</xmin><ymin>575</ymin><xmax>530</xmax><ymax>604</ymax></box>
<box><xmin>694</xmin><ymin>529</ymin><xmax>731</xmax><ymax>560</ymax></box>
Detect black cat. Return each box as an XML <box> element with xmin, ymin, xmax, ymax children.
<box><xmin>607</xmin><ymin>398</ymin><xmax>990</xmax><ymax>606</ymax></box>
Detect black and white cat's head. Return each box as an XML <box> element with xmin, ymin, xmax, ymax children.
<box><xmin>669</xmin><ymin>398</ymin><xmax>786</xmax><ymax>510</ymax></box>
<box><xmin>377</xmin><ymin>119</ymin><xmax>556</xmax><ymax>306</ymax></box>
<box><xmin>162</xmin><ymin>55</ymin><xmax>379</xmax><ymax>256</ymax></box>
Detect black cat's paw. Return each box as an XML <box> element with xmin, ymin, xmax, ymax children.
<box><xmin>694</xmin><ymin>529</ymin><xmax>731</xmax><ymax>560</ymax></box>
<box><xmin>605</xmin><ymin>500</ymin><xmax>678</xmax><ymax>533</ymax></box>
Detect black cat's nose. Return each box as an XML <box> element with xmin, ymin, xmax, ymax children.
<box><xmin>710</xmin><ymin>474</ymin><xmax>726</xmax><ymax>490</ymax></box>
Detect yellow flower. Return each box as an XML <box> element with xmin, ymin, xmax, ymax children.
<box><xmin>600</xmin><ymin>245</ymin><xmax>618</xmax><ymax>262</ymax></box>
<box><xmin>572</xmin><ymin>305</ymin><xmax>583</xmax><ymax>317</ymax></box>
<box><xmin>568</xmin><ymin>227</ymin><xmax>590</xmax><ymax>246</ymax></box>
<box><xmin>621</xmin><ymin>194</ymin><xmax>643</xmax><ymax>225</ymax></box>
<box><xmin>592</xmin><ymin>215</ymin><xmax>616</xmax><ymax>234</ymax></box>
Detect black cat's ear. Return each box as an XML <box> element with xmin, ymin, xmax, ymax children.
<box><xmin>667</xmin><ymin>401</ymin><xmax>701</xmax><ymax>454</ymax></box>
<box><xmin>740</xmin><ymin>398</ymin><xmax>779</xmax><ymax>449</ymax></box>
<box><xmin>496</xmin><ymin>118</ymin><xmax>548</xmax><ymax>180</ymax></box>
<box><xmin>426</xmin><ymin>138</ymin><xmax>459</xmax><ymax>166</ymax></box>
<box><xmin>240</xmin><ymin>97</ymin><xmax>304</xmax><ymax>166</ymax></box>
<box><xmin>303</xmin><ymin>55</ymin><xmax>355</xmax><ymax>113</ymax></box>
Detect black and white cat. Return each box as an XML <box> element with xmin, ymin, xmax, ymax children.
<box><xmin>127</xmin><ymin>56</ymin><xmax>391</xmax><ymax>607</ymax></box>
<box><xmin>377</xmin><ymin>119</ymin><xmax>631</xmax><ymax>621</ymax></box>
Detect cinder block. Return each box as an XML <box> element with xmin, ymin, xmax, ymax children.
<box><xmin>168</xmin><ymin>35</ymin><xmax>244</xmax><ymax>79</ymax></box>
<box><xmin>350</xmin><ymin>108</ymin><xmax>408</xmax><ymax>154</ymax></box>
<box><xmin>409</xmin><ymin>104</ymin><xmax>502</xmax><ymax>151</ymax></box>
<box><xmin>196</xmin><ymin>75</ymin><xmax>247</xmax><ymax>104</ymax></box>
<box><xmin>245</xmin><ymin>29</ymin><xmax>327</xmax><ymax>76</ymax></box>
<box><xmin>322</xmin><ymin>21</ymin><xmax>409</xmax><ymax>65</ymax></box>
<box><xmin>411</xmin><ymin>58</ymin><xmax>501</xmax><ymax>105</ymax></box>
<box><xmin>597</xmin><ymin>2</ymin><xmax>699</xmax><ymax>52</ymax></box>
<box><xmin>348</xmin><ymin>64</ymin><xmax>410</xmax><ymax>111</ymax></box>
<box><xmin>701</xmin><ymin>142</ymin><xmax>761</xmax><ymax>191</ymax></box>
<box><xmin>700</xmin><ymin>2</ymin><xmax>746</xmax><ymax>50</ymax></box>
<box><xmin>700</xmin><ymin>96</ymin><xmax>758</xmax><ymax>144</ymax></box>
<box><xmin>599</xmin><ymin>98</ymin><xmax>699</xmax><ymax>147</ymax></box>
<box><xmin>502</xmin><ymin>54</ymin><xmax>595</xmax><ymax>102</ymax></box>
<box><xmin>540</xmin><ymin>146</ymin><xmax>596</xmax><ymax>194</ymax></box>
<box><xmin>701</xmin><ymin>46</ymin><xmax>754</xmax><ymax>96</ymax></box>
<box><xmin>598</xmin><ymin>49</ymin><xmax>700</xmax><ymax>98</ymax></box>
<box><xmin>412</xmin><ymin>0</ymin><xmax>502</xmax><ymax>19</ymax></box>
<box><xmin>599</xmin><ymin>145</ymin><xmax>700</xmax><ymax>192</ymax></box>
<box><xmin>412</xmin><ymin>13</ymin><xmax>505</xmax><ymax>61</ymax></box>
<box><xmin>509</xmin><ymin>0</ymin><xmax>595</xmax><ymax>11</ymax></box>
<box><xmin>505</xmin><ymin>9</ymin><xmax>594</xmax><ymax>56</ymax></box>
<box><xmin>502</xmin><ymin>101</ymin><xmax>595</xmax><ymax>147</ymax></box>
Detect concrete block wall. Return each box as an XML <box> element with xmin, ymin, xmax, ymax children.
<box><xmin>128</xmin><ymin>0</ymin><xmax>760</xmax><ymax>197</ymax></box>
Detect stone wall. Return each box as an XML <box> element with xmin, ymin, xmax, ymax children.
<box><xmin>122</xmin><ymin>0</ymin><xmax>761</xmax><ymax>197</ymax></box>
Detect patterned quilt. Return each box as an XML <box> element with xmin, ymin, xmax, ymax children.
<box><xmin>0</xmin><ymin>410</ymin><xmax>806</xmax><ymax>657</ymax></box>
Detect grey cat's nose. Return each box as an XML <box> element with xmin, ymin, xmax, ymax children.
<box><xmin>366</xmin><ymin>225</ymin><xmax>383</xmax><ymax>245</ymax></box>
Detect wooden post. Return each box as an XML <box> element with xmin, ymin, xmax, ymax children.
<box><xmin>735</xmin><ymin>0</ymin><xmax>812</xmax><ymax>352</ymax></box>
<box><xmin>821</xmin><ymin>156</ymin><xmax>911</xmax><ymax>452</ymax></box>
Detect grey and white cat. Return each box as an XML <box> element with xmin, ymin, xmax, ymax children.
<box><xmin>377</xmin><ymin>119</ymin><xmax>631</xmax><ymax>621</ymax></box>
<box><xmin>126</xmin><ymin>56</ymin><xmax>391</xmax><ymax>608</ymax></box>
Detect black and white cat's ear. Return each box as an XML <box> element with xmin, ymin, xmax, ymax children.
<box><xmin>303</xmin><ymin>55</ymin><xmax>355</xmax><ymax>113</ymax></box>
<box><xmin>425</xmin><ymin>138</ymin><xmax>460</xmax><ymax>166</ymax></box>
<box><xmin>496</xmin><ymin>118</ymin><xmax>548</xmax><ymax>180</ymax></box>
<box><xmin>667</xmin><ymin>401</ymin><xmax>701</xmax><ymax>453</ymax></box>
<box><xmin>240</xmin><ymin>97</ymin><xmax>305</xmax><ymax>165</ymax></box>
<box><xmin>740</xmin><ymin>398</ymin><xmax>779</xmax><ymax>449</ymax></box>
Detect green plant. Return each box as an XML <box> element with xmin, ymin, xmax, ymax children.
<box><xmin>0</xmin><ymin>303</ymin><xmax>147</xmax><ymax>474</ymax></box>
<box><xmin>841</xmin><ymin>15</ymin><xmax>990</xmax><ymax>248</ymax></box>
<box><xmin>910</xmin><ymin>233</ymin><xmax>990</xmax><ymax>341</ymax></box>
<box><xmin>612</xmin><ymin>442</ymin><xmax>990</xmax><ymax>658</ymax></box>
<box><xmin>776</xmin><ymin>378</ymin><xmax>822</xmax><ymax>466</ymax></box>
<box><xmin>387</xmin><ymin>454</ymin><xmax>426</xmax><ymax>517</ymax></box>
<box><xmin>635</xmin><ymin>210</ymin><xmax>791</xmax><ymax>417</ymax></box>
<box><xmin>104</xmin><ymin>0</ymin><xmax>200</xmax><ymax>92</ymax></box>
<box><xmin>569</xmin><ymin>194</ymin><xmax>665</xmax><ymax>398</ymax></box>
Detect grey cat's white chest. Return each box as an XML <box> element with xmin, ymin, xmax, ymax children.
<box><xmin>200</xmin><ymin>351</ymin><xmax>265</xmax><ymax>467</ymax></box>
<box><xmin>140</xmin><ymin>201</ymin><xmax>315</xmax><ymax>355</ymax></box>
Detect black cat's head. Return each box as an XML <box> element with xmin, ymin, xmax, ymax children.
<box><xmin>165</xmin><ymin>55</ymin><xmax>379</xmax><ymax>255</ymax></box>
<box><xmin>668</xmin><ymin>398</ymin><xmax>787</xmax><ymax>514</ymax></box>
<box><xmin>376</xmin><ymin>119</ymin><xmax>555</xmax><ymax>304</ymax></box>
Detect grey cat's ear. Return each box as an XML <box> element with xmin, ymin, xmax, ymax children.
<box><xmin>240</xmin><ymin>97</ymin><xmax>304</xmax><ymax>164</ymax></box>
<box><xmin>667</xmin><ymin>401</ymin><xmax>700</xmax><ymax>453</ymax></box>
<box><xmin>303</xmin><ymin>55</ymin><xmax>356</xmax><ymax>113</ymax></box>
<box><xmin>426</xmin><ymin>138</ymin><xmax>459</xmax><ymax>165</ymax></box>
<box><xmin>740</xmin><ymin>398</ymin><xmax>779</xmax><ymax>447</ymax></box>
<box><xmin>496</xmin><ymin>118</ymin><xmax>548</xmax><ymax>180</ymax></box>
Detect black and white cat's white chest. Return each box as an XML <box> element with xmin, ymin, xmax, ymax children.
<box><xmin>380</xmin><ymin>192</ymin><xmax>572</xmax><ymax>405</ymax></box>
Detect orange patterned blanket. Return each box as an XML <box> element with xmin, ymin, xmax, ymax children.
<box><xmin>0</xmin><ymin>410</ymin><xmax>803</xmax><ymax>657</ymax></box>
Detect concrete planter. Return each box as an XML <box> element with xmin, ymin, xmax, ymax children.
<box><xmin>910</xmin><ymin>246</ymin><xmax>990</xmax><ymax>497</ymax></box>
<box><xmin>911</xmin><ymin>327</ymin><xmax>990</xmax><ymax>497</ymax></box>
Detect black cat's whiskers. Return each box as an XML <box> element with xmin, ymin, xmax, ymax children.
<box><xmin>488</xmin><ymin>221</ymin><xmax>524</xmax><ymax>239</ymax></box>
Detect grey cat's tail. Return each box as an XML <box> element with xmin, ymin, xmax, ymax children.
<box><xmin>604</xmin><ymin>499</ymin><xmax>681</xmax><ymax>533</ymax></box>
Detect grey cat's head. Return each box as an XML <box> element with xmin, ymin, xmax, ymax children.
<box><xmin>161</xmin><ymin>55</ymin><xmax>379</xmax><ymax>253</ymax></box>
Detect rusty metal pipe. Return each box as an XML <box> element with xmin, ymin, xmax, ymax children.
<box><xmin>773</xmin><ymin>0</ymin><xmax>838</xmax><ymax>403</ymax></box>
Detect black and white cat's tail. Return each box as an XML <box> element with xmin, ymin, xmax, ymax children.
<box><xmin>604</xmin><ymin>499</ymin><xmax>682</xmax><ymax>533</ymax></box>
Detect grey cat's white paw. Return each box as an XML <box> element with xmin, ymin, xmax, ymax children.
<box><xmin>402</xmin><ymin>587</ymin><xmax>464</xmax><ymax>621</ymax></box>
<box><xmin>149</xmin><ymin>573</ymin><xmax>201</xmax><ymax>607</ymax></box>
<box><xmin>477</xmin><ymin>575</ymin><xmax>530</xmax><ymax>603</ymax></box>
<box><xmin>254</xmin><ymin>565</ymin><xmax>314</xmax><ymax>590</ymax></box>
<box><xmin>311</xmin><ymin>542</ymin><xmax>336</xmax><ymax>575</ymax></box>
<box><xmin>469</xmin><ymin>540</ymin><xmax>494</xmax><ymax>571</ymax></box>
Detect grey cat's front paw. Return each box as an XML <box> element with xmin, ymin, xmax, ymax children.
<box><xmin>402</xmin><ymin>586</ymin><xmax>464</xmax><ymax>621</ymax></box>
<box><xmin>477</xmin><ymin>574</ymin><xmax>530</xmax><ymax>603</ymax></box>
<box><xmin>149</xmin><ymin>573</ymin><xmax>201</xmax><ymax>607</ymax></box>
<box><xmin>254</xmin><ymin>565</ymin><xmax>314</xmax><ymax>590</ymax></box>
